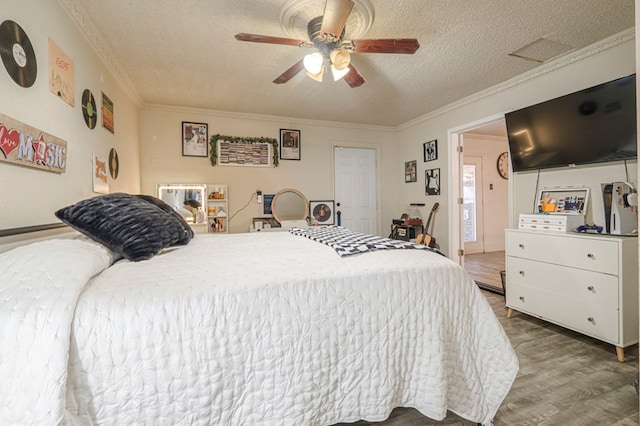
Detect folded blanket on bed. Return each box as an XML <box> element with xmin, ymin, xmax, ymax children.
<box><xmin>289</xmin><ymin>226</ymin><xmax>441</xmax><ymax>257</ymax></box>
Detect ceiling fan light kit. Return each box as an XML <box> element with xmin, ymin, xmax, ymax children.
<box><xmin>235</xmin><ymin>0</ymin><xmax>419</xmax><ymax>88</ymax></box>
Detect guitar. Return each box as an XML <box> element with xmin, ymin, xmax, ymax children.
<box><xmin>422</xmin><ymin>202</ymin><xmax>439</xmax><ymax>248</ymax></box>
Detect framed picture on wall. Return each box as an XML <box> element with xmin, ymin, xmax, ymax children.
<box><xmin>309</xmin><ymin>200</ymin><xmax>335</xmax><ymax>225</ymax></box>
<box><xmin>423</xmin><ymin>139</ymin><xmax>437</xmax><ymax>162</ymax></box>
<box><xmin>425</xmin><ymin>168</ymin><xmax>440</xmax><ymax>195</ymax></box>
<box><xmin>280</xmin><ymin>129</ymin><xmax>301</xmax><ymax>160</ymax></box>
<box><xmin>182</xmin><ymin>121</ymin><xmax>209</xmax><ymax>157</ymax></box>
<box><xmin>405</xmin><ymin>160</ymin><xmax>417</xmax><ymax>183</ymax></box>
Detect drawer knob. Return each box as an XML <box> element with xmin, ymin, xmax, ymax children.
<box><xmin>587</xmin><ymin>286</ymin><xmax>594</xmax><ymax>291</ymax></box>
<box><xmin>519</xmin><ymin>296</ymin><xmax>525</xmax><ymax>302</ymax></box>
<box><xmin>587</xmin><ymin>253</ymin><xmax>595</xmax><ymax>259</ymax></box>
<box><xmin>518</xmin><ymin>244</ymin><xmax>525</xmax><ymax>249</ymax></box>
<box><xmin>519</xmin><ymin>270</ymin><xmax>525</xmax><ymax>276</ymax></box>
<box><xmin>587</xmin><ymin>317</ymin><xmax>594</xmax><ymax>322</ymax></box>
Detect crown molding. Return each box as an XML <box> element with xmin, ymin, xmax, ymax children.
<box><xmin>142</xmin><ymin>103</ymin><xmax>394</xmax><ymax>132</ymax></box>
<box><xmin>398</xmin><ymin>28</ymin><xmax>635</xmax><ymax>130</ymax></box>
<box><xmin>57</xmin><ymin>0</ymin><xmax>143</xmax><ymax>106</ymax></box>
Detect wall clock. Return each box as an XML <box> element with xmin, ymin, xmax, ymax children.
<box><xmin>497</xmin><ymin>151</ymin><xmax>509</xmax><ymax>179</ymax></box>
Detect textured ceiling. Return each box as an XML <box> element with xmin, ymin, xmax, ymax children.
<box><xmin>59</xmin><ymin>0</ymin><xmax>634</xmax><ymax>128</ymax></box>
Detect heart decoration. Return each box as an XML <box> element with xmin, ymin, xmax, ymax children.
<box><xmin>0</xmin><ymin>124</ymin><xmax>20</xmax><ymax>158</ymax></box>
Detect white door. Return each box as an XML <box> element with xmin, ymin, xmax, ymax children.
<box><xmin>463</xmin><ymin>155</ymin><xmax>485</xmax><ymax>254</ymax></box>
<box><xmin>334</xmin><ymin>147</ymin><xmax>377</xmax><ymax>234</ymax></box>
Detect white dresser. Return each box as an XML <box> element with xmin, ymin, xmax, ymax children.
<box><xmin>505</xmin><ymin>229</ymin><xmax>639</xmax><ymax>362</ymax></box>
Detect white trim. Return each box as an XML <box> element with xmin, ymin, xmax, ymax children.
<box><xmin>399</xmin><ymin>28</ymin><xmax>634</xmax><ymax>130</ymax></box>
<box><xmin>448</xmin><ymin>112</ymin><xmax>512</xmax><ymax>265</ymax></box>
<box><xmin>144</xmin><ymin>103</ymin><xmax>394</xmax><ymax>133</ymax></box>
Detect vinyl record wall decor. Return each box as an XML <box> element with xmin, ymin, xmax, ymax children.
<box><xmin>109</xmin><ymin>148</ymin><xmax>119</xmax><ymax>179</ymax></box>
<box><xmin>82</xmin><ymin>89</ymin><xmax>97</xmax><ymax>129</ymax></box>
<box><xmin>0</xmin><ymin>20</ymin><xmax>37</xmax><ymax>88</ymax></box>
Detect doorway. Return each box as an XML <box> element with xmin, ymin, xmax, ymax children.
<box><xmin>463</xmin><ymin>155</ymin><xmax>485</xmax><ymax>254</ymax></box>
<box><xmin>448</xmin><ymin>115</ymin><xmax>510</xmax><ymax>293</ymax></box>
<box><xmin>333</xmin><ymin>147</ymin><xmax>377</xmax><ymax>234</ymax></box>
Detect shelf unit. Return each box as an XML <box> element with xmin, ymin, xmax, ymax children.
<box><xmin>206</xmin><ymin>184</ymin><xmax>228</xmax><ymax>233</ymax></box>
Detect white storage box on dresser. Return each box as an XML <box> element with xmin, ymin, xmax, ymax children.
<box><xmin>505</xmin><ymin>229</ymin><xmax>638</xmax><ymax>362</ymax></box>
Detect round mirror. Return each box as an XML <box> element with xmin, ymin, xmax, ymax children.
<box><xmin>271</xmin><ymin>188</ymin><xmax>309</xmax><ymax>223</ymax></box>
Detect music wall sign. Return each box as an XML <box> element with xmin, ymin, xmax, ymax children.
<box><xmin>0</xmin><ymin>112</ymin><xmax>67</xmax><ymax>173</ymax></box>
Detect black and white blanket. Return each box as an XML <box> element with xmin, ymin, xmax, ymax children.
<box><xmin>289</xmin><ymin>226</ymin><xmax>441</xmax><ymax>257</ymax></box>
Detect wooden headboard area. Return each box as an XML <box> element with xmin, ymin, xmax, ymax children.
<box><xmin>0</xmin><ymin>223</ymin><xmax>74</xmax><ymax>254</ymax></box>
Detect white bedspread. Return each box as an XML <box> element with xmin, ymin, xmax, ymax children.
<box><xmin>0</xmin><ymin>238</ymin><xmax>116</xmax><ymax>426</ymax></box>
<box><xmin>1</xmin><ymin>231</ymin><xmax>518</xmax><ymax>425</ymax></box>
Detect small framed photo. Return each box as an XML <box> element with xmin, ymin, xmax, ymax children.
<box><xmin>182</xmin><ymin>121</ymin><xmax>208</xmax><ymax>157</ymax></box>
<box><xmin>280</xmin><ymin>129</ymin><xmax>301</xmax><ymax>160</ymax></box>
<box><xmin>536</xmin><ymin>187</ymin><xmax>589</xmax><ymax>215</ymax></box>
<box><xmin>423</xmin><ymin>139</ymin><xmax>437</xmax><ymax>162</ymax></box>
<box><xmin>425</xmin><ymin>168</ymin><xmax>441</xmax><ymax>195</ymax></box>
<box><xmin>405</xmin><ymin>160</ymin><xmax>417</xmax><ymax>183</ymax></box>
<box><xmin>309</xmin><ymin>200</ymin><xmax>335</xmax><ymax>226</ymax></box>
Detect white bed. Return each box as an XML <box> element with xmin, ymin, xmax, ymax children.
<box><xmin>0</xmin><ymin>230</ymin><xmax>518</xmax><ymax>426</ymax></box>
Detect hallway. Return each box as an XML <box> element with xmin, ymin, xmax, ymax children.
<box><xmin>464</xmin><ymin>251</ymin><xmax>505</xmax><ymax>294</ymax></box>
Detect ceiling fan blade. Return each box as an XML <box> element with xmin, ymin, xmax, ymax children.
<box><xmin>343</xmin><ymin>64</ymin><xmax>365</xmax><ymax>88</ymax></box>
<box><xmin>273</xmin><ymin>59</ymin><xmax>305</xmax><ymax>84</ymax></box>
<box><xmin>235</xmin><ymin>33</ymin><xmax>312</xmax><ymax>47</ymax></box>
<box><xmin>320</xmin><ymin>0</ymin><xmax>354</xmax><ymax>41</ymax></box>
<box><xmin>349</xmin><ymin>38</ymin><xmax>420</xmax><ymax>54</ymax></box>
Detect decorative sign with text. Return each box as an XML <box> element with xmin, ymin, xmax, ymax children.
<box><xmin>0</xmin><ymin>112</ymin><xmax>67</xmax><ymax>173</ymax></box>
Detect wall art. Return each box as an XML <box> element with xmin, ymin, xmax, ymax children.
<box><xmin>48</xmin><ymin>38</ymin><xmax>74</xmax><ymax>107</ymax></box>
<box><xmin>102</xmin><ymin>92</ymin><xmax>114</xmax><ymax>133</ymax></box>
<box><xmin>405</xmin><ymin>160</ymin><xmax>417</xmax><ymax>183</ymax></box>
<box><xmin>425</xmin><ymin>168</ymin><xmax>440</xmax><ymax>196</ymax></box>
<box><xmin>210</xmin><ymin>134</ymin><xmax>279</xmax><ymax>167</ymax></box>
<box><xmin>93</xmin><ymin>153</ymin><xmax>108</xmax><ymax>194</ymax></box>
<box><xmin>423</xmin><ymin>139</ymin><xmax>437</xmax><ymax>162</ymax></box>
<box><xmin>0</xmin><ymin>112</ymin><xmax>67</xmax><ymax>173</ymax></box>
<box><xmin>182</xmin><ymin>121</ymin><xmax>208</xmax><ymax>157</ymax></box>
<box><xmin>310</xmin><ymin>200</ymin><xmax>335</xmax><ymax>226</ymax></box>
<box><xmin>280</xmin><ymin>129</ymin><xmax>300</xmax><ymax>160</ymax></box>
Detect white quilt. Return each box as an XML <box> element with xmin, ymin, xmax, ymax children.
<box><xmin>1</xmin><ymin>232</ymin><xmax>518</xmax><ymax>425</ymax></box>
<box><xmin>0</xmin><ymin>237</ymin><xmax>117</xmax><ymax>425</ymax></box>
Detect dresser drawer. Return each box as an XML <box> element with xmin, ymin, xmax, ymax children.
<box><xmin>506</xmin><ymin>230</ymin><xmax>619</xmax><ymax>275</ymax></box>
<box><xmin>507</xmin><ymin>282</ymin><xmax>619</xmax><ymax>344</ymax></box>
<box><xmin>518</xmin><ymin>223</ymin><xmax>566</xmax><ymax>232</ymax></box>
<box><xmin>506</xmin><ymin>257</ymin><xmax>619</xmax><ymax>309</ymax></box>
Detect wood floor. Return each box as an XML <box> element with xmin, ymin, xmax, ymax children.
<box><xmin>464</xmin><ymin>251</ymin><xmax>505</xmax><ymax>293</ymax></box>
<box><xmin>334</xmin><ymin>265</ymin><xmax>640</xmax><ymax>426</ymax></box>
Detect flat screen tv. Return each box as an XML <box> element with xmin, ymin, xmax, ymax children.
<box><xmin>505</xmin><ymin>74</ymin><xmax>637</xmax><ymax>172</ymax></box>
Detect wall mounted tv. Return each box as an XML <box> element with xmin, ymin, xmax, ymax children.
<box><xmin>505</xmin><ymin>74</ymin><xmax>637</xmax><ymax>172</ymax></box>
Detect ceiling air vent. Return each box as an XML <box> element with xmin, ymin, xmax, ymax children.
<box><xmin>509</xmin><ymin>38</ymin><xmax>574</xmax><ymax>63</ymax></box>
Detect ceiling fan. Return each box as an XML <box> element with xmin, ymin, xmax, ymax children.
<box><xmin>234</xmin><ymin>0</ymin><xmax>419</xmax><ymax>88</ymax></box>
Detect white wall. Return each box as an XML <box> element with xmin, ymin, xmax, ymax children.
<box><xmin>0</xmin><ymin>0</ymin><xmax>141</xmax><ymax>230</ymax></box>
<box><xmin>139</xmin><ymin>107</ymin><xmax>399</xmax><ymax>234</ymax></box>
<box><xmin>396</xmin><ymin>33</ymin><xmax>636</xmax><ymax>256</ymax></box>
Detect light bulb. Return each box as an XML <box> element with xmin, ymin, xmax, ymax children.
<box><xmin>331</xmin><ymin>64</ymin><xmax>350</xmax><ymax>81</ymax></box>
<box><xmin>330</xmin><ymin>49</ymin><xmax>350</xmax><ymax>70</ymax></box>
<box><xmin>306</xmin><ymin>69</ymin><xmax>324</xmax><ymax>82</ymax></box>
<box><xmin>303</xmin><ymin>52</ymin><xmax>324</xmax><ymax>75</ymax></box>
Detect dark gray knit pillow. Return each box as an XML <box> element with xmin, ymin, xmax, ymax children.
<box><xmin>55</xmin><ymin>193</ymin><xmax>192</xmax><ymax>261</ymax></box>
<box><xmin>134</xmin><ymin>194</ymin><xmax>194</xmax><ymax>244</ymax></box>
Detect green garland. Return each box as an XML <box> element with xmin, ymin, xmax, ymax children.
<box><xmin>209</xmin><ymin>134</ymin><xmax>279</xmax><ymax>167</ymax></box>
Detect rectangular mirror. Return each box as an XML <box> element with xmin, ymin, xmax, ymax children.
<box><xmin>157</xmin><ymin>184</ymin><xmax>207</xmax><ymax>223</ymax></box>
